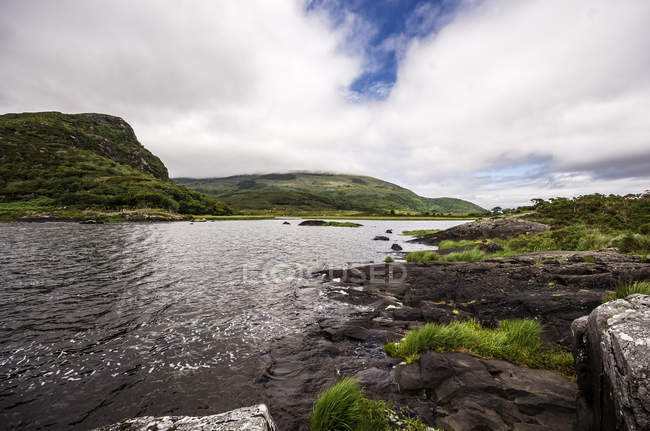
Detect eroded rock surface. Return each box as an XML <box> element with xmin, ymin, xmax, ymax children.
<box><xmin>411</xmin><ymin>217</ymin><xmax>549</xmax><ymax>245</ymax></box>
<box><xmin>572</xmin><ymin>294</ymin><xmax>650</xmax><ymax>431</ymax></box>
<box><xmin>92</xmin><ymin>404</ymin><xmax>276</xmax><ymax>431</ymax></box>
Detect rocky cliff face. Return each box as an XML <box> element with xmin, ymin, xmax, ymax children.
<box><xmin>0</xmin><ymin>111</ymin><xmax>168</xmax><ymax>180</ymax></box>
<box><xmin>572</xmin><ymin>294</ymin><xmax>650</xmax><ymax>431</ymax></box>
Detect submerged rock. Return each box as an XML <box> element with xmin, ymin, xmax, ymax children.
<box><xmin>572</xmin><ymin>294</ymin><xmax>650</xmax><ymax>431</ymax></box>
<box><xmin>411</xmin><ymin>217</ymin><xmax>549</xmax><ymax>245</ymax></box>
<box><xmin>391</xmin><ymin>243</ymin><xmax>403</xmax><ymax>251</ymax></box>
<box><xmin>91</xmin><ymin>404</ymin><xmax>277</xmax><ymax>431</ymax></box>
<box><xmin>282</xmin><ymin>221</ymin><xmax>291</xmax><ymax>225</ymax></box>
<box><xmin>374</xmin><ymin>235</ymin><xmax>390</xmax><ymax>241</ymax></box>
<box><xmin>386</xmin><ymin>229</ymin><xmax>393</xmax><ymax>234</ymax></box>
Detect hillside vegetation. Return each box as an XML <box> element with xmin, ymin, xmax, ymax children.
<box><xmin>175</xmin><ymin>173</ymin><xmax>486</xmax><ymax>215</ymax></box>
<box><xmin>0</xmin><ymin>112</ymin><xmax>231</xmax><ymax>220</ymax></box>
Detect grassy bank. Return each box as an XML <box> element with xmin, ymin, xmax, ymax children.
<box><xmin>311</xmin><ymin>378</ymin><xmax>433</xmax><ymax>431</ymax></box>
<box><xmin>602</xmin><ymin>281</ymin><xmax>650</xmax><ymax>302</ymax></box>
<box><xmin>384</xmin><ymin>319</ymin><xmax>574</xmax><ymax>377</ymax></box>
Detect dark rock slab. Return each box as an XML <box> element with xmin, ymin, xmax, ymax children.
<box><xmin>374</xmin><ymin>235</ymin><xmax>390</xmax><ymax>241</ymax></box>
<box><xmin>391</xmin><ymin>243</ymin><xmax>403</xmax><ymax>251</ymax></box>
<box><xmin>298</xmin><ymin>220</ymin><xmax>327</xmax><ymax>226</ymax></box>
<box><xmin>572</xmin><ymin>294</ymin><xmax>650</xmax><ymax>431</ymax></box>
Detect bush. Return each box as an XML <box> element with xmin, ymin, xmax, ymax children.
<box><xmin>384</xmin><ymin>319</ymin><xmax>574</xmax><ymax>376</ymax></box>
<box><xmin>602</xmin><ymin>281</ymin><xmax>650</xmax><ymax>302</ymax></box>
<box><xmin>609</xmin><ymin>233</ymin><xmax>650</xmax><ymax>254</ymax></box>
<box><xmin>384</xmin><ymin>256</ymin><xmax>394</xmax><ymax>263</ymax></box>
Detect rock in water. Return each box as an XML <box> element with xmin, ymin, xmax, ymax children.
<box><xmin>386</xmin><ymin>229</ymin><xmax>393</xmax><ymax>234</ymax></box>
<box><xmin>91</xmin><ymin>404</ymin><xmax>277</xmax><ymax>431</ymax></box>
<box><xmin>282</xmin><ymin>221</ymin><xmax>291</xmax><ymax>225</ymax></box>
<box><xmin>391</xmin><ymin>243</ymin><xmax>403</xmax><ymax>251</ymax></box>
<box><xmin>572</xmin><ymin>294</ymin><xmax>650</xmax><ymax>431</ymax></box>
<box><xmin>298</xmin><ymin>220</ymin><xmax>327</xmax><ymax>226</ymax></box>
<box><xmin>374</xmin><ymin>235</ymin><xmax>390</xmax><ymax>241</ymax></box>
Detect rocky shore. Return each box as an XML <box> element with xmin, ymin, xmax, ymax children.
<box><xmin>260</xmin><ymin>249</ymin><xmax>650</xmax><ymax>430</ymax></box>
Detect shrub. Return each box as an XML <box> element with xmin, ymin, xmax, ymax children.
<box><xmin>385</xmin><ymin>319</ymin><xmax>574</xmax><ymax>376</ymax></box>
<box><xmin>384</xmin><ymin>256</ymin><xmax>394</xmax><ymax>263</ymax></box>
<box><xmin>609</xmin><ymin>233</ymin><xmax>650</xmax><ymax>254</ymax></box>
<box><xmin>602</xmin><ymin>281</ymin><xmax>650</xmax><ymax>302</ymax></box>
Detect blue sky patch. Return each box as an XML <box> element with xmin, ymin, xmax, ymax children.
<box><xmin>306</xmin><ymin>0</ymin><xmax>467</xmax><ymax>100</ymax></box>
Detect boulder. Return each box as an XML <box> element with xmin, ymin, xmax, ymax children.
<box><xmin>391</xmin><ymin>243</ymin><xmax>403</xmax><ymax>251</ymax></box>
<box><xmin>374</xmin><ymin>235</ymin><xmax>390</xmax><ymax>241</ymax></box>
<box><xmin>298</xmin><ymin>220</ymin><xmax>326</xmax><ymax>226</ymax></box>
<box><xmin>386</xmin><ymin>229</ymin><xmax>393</xmax><ymax>234</ymax></box>
<box><xmin>411</xmin><ymin>217</ymin><xmax>550</xmax><ymax>245</ymax></box>
<box><xmin>91</xmin><ymin>404</ymin><xmax>276</xmax><ymax>431</ymax></box>
<box><xmin>572</xmin><ymin>294</ymin><xmax>650</xmax><ymax>431</ymax></box>
<box><xmin>478</xmin><ymin>241</ymin><xmax>504</xmax><ymax>253</ymax></box>
<box><xmin>394</xmin><ymin>352</ymin><xmax>577</xmax><ymax>430</ymax></box>
<box><xmin>282</xmin><ymin>221</ymin><xmax>291</xmax><ymax>225</ymax></box>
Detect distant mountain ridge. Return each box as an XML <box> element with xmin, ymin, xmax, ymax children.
<box><xmin>175</xmin><ymin>173</ymin><xmax>486</xmax><ymax>214</ymax></box>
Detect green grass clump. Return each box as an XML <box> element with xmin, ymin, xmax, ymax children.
<box><xmin>384</xmin><ymin>256</ymin><xmax>394</xmax><ymax>263</ymax></box>
<box><xmin>323</xmin><ymin>221</ymin><xmax>362</xmax><ymax>227</ymax></box>
<box><xmin>441</xmin><ymin>248</ymin><xmax>486</xmax><ymax>262</ymax></box>
<box><xmin>310</xmin><ymin>378</ymin><xmax>434</xmax><ymax>431</ymax></box>
<box><xmin>401</xmin><ymin>229</ymin><xmax>441</xmax><ymax>236</ymax></box>
<box><xmin>384</xmin><ymin>319</ymin><xmax>574</xmax><ymax>376</ymax></box>
<box><xmin>311</xmin><ymin>378</ymin><xmax>363</xmax><ymax>431</ymax></box>
<box><xmin>609</xmin><ymin>233</ymin><xmax>650</xmax><ymax>254</ymax></box>
<box><xmin>602</xmin><ymin>281</ymin><xmax>650</xmax><ymax>302</ymax></box>
<box><xmin>438</xmin><ymin>239</ymin><xmax>479</xmax><ymax>249</ymax></box>
<box><xmin>406</xmin><ymin>250</ymin><xmax>440</xmax><ymax>262</ymax></box>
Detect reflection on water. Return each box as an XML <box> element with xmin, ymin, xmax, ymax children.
<box><xmin>0</xmin><ymin>219</ymin><xmax>465</xmax><ymax>429</ymax></box>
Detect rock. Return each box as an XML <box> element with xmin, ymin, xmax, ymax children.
<box><xmin>386</xmin><ymin>229</ymin><xmax>393</xmax><ymax>234</ymax></box>
<box><xmin>374</xmin><ymin>235</ymin><xmax>390</xmax><ymax>241</ymax></box>
<box><xmin>391</xmin><ymin>243</ymin><xmax>403</xmax><ymax>251</ymax></box>
<box><xmin>282</xmin><ymin>221</ymin><xmax>291</xmax><ymax>225</ymax></box>
<box><xmin>79</xmin><ymin>219</ymin><xmax>98</xmax><ymax>224</ymax></box>
<box><xmin>394</xmin><ymin>352</ymin><xmax>577</xmax><ymax>430</ymax></box>
<box><xmin>572</xmin><ymin>294</ymin><xmax>650</xmax><ymax>431</ymax></box>
<box><xmin>298</xmin><ymin>220</ymin><xmax>327</xmax><ymax>226</ymax></box>
<box><xmin>411</xmin><ymin>217</ymin><xmax>550</xmax><ymax>245</ymax></box>
<box><xmin>478</xmin><ymin>241</ymin><xmax>504</xmax><ymax>253</ymax></box>
<box><xmin>91</xmin><ymin>404</ymin><xmax>277</xmax><ymax>431</ymax></box>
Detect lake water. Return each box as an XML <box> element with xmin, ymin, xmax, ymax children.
<box><xmin>0</xmin><ymin>219</ymin><xmax>466</xmax><ymax>429</ymax></box>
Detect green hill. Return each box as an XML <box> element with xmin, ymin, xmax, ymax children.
<box><xmin>175</xmin><ymin>173</ymin><xmax>486</xmax><ymax>215</ymax></box>
<box><xmin>0</xmin><ymin>112</ymin><xmax>231</xmax><ymax>220</ymax></box>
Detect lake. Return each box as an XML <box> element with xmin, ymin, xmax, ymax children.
<box><xmin>0</xmin><ymin>219</ymin><xmax>466</xmax><ymax>429</ymax></box>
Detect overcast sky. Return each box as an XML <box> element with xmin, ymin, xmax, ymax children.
<box><xmin>1</xmin><ymin>0</ymin><xmax>649</xmax><ymax>208</ymax></box>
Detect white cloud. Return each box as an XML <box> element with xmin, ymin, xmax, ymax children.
<box><xmin>1</xmin><ymin>0</ymin><xmax>649</xmax><ymax>208</ymax></box>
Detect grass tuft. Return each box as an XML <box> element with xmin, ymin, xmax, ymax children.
<box><xmin>438</xmin><ymin>239</ymin><xmax>479</xmax><ymax>250</ymax></box>
<box><xmin>401</xmin><ymin>229</ymin><xmax>441</xmax><ymax>236</ymax></box>
<box><xmin>384</xmin><ymin>319</ymin><xmax>574</xmax><ymax>376</ymax></box>
<box><xmin>602</xmin><ymin>281</ymin><xmax>650</xmax><ymax>302</ymax></box>
<box><xmin>383</xmin><ymin>256</ymin><xmax>394</xmax><ymax>263</ymax></box>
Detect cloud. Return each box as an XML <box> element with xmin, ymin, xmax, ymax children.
<box><xmin>1</xmin><ymin>0</ymin><xmax>649</xmax><ymax>209</ymax></box>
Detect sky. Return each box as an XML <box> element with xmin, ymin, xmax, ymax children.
<box><xmin>1</xmin><ymin>0</ymin><xmax>649</xmax><ymax>209</ymax></box>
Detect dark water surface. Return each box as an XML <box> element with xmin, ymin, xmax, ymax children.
<box><xmin>0</xmin><ymin>219</ymin><xmax>465</xmax><ymax>429</ymax></box>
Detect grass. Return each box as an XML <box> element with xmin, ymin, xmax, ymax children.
<box><xmin>310</xmin><ymin>378</ymin><xmax>432</xmax><ymax>431</ymax></box>
<box><xmin>384</xmin><ymin>319</ymin><xmax>574</xmax><ymax>377</ymax></box>
<box><xmin>406</xmin><ymin>248</ymin><xmax>498</xmax><ymax>263</ymax></box>
<box><xmin>323</xmin><ymin>221</ymin><xmax>363</xmax><ymax>227</ymax></box>
<box><xmin>438</xmin><ymin>239</ymin><xmax>480</xmax><ymax>249</ymax></box>
<box><xmin>384</xmin><ymin>256</ymin><xmax>394</xmax><ymax>263</ymax></box>
<box><xmin>602</xmin><ymin>281</ymin><xmax>650</xmax><ymax>302</ymax></box>
<box><xmin>401</xmin><ymin>229</ymin><xmax>441</xmax><ymax>236</ymax></box>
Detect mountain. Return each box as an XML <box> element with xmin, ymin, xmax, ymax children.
<box><xmin>0</xmin><ymin>112</ymin><xmax>231</xmax><ymax>219</ymax></box>
<box><xmin>175</xmin><ymin>173</ymin><xmax>486</xmax><ymax>214</ymax></box>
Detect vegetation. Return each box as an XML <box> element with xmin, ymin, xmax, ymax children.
<box><xmin>385</xmin><ymin>319</ymin><xmax>574</xmax><ymax>377</ymax></box>
<box><xmin>524</xmin><ymin>193</ymin><xmax>650</xmax><ymax>231</ymax></box>
<box><xmin>0</xmin><ymin>112</ymin><xmax>231</xmax><ymax>220</ymax></box>
<box><xmin>438</xmin><ymin>239</ymin><xmax>478</xmax><ymax>249</ymax></box>
<box><xmin>310</xmin><ymin>378</ymin><xmax>432</xmax><ymax>431</ymax></box>
<box><xmin>323</xmin><ymin>221</ymin><xmax>363</xmax><ymax>227</ymax></box>
<box><xmin>406</xmin><ymin>249</ymin><xmax>489</xmax><ymax>263</ymax></box>
<box><xmin>401</xmin><ymin>229</ymin><xmax>441</xmax><ymax>236</ymax></box>
<box><xmin>175</xmin><ymin>173</ymin><xmax>487</xmax><ymax>215</ymax></box>
<box><xmin>602</xmin><ymin>281</ymin><xmax>650</xmax><ymax>302</ymax></box>
<box><xmin>384</xmin><ymin>256</ymin><xmax>394</xmax><ymax>263</ymax></box>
